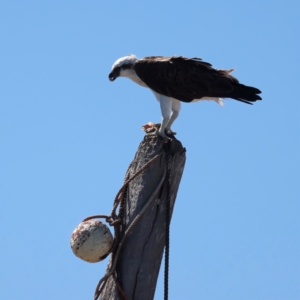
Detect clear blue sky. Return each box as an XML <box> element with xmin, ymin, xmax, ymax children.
<box><xmin>0</xmin><ymin>1</ymin><xmax>299</xmax><ymax>300</ymax></box>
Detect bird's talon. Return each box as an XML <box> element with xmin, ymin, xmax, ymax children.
<box><xmin>157</xmin><ymin>131</ymin><xmax>172</xmax><ymax>141</ymax></box>
<box><xmin>165</xmin><ymin>129</ymin><xmax>176</xmax><ymax>137</ymax></box>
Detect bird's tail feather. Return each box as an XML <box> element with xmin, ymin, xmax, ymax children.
<box><xmin>229</xmin><ymin>84</ymin><xmax>262</xmax><ymax>104</ymax></box>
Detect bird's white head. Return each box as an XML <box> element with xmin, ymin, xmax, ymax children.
<box><xmin>109</xmin><ymin>55</ymin><xmax>138</xmax><ymax>81</ymax></box>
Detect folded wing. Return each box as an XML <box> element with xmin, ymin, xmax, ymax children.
<box><xmin>133</xmin><ymin>56</ymin><xmax>261</xmax><ymax>104</ymax></box>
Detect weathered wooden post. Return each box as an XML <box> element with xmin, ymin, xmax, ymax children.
<box><xmin>99</xmin><ymin>131</ymin><xmax>186</xmax><ymax>300</ymax></box>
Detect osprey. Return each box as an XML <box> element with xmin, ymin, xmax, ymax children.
<box><xmin>109</xmin><ymin>55</ymin><xmax>261</xmax><ymax>138</ymax></box>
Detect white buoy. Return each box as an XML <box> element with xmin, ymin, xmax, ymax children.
<box><xmin>70</xmin><ymin>219</ymin><xmax>113</xmax><ymax>263</ymax></box>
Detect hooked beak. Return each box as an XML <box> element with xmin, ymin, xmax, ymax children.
<box><xmin>109</xmin><ymin>71</ymin><xmax>117</xmax><ymax>82</ymax></box>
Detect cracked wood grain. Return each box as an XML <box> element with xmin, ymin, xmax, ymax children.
<box><xmin>101</xmin><ymin>134</ymin><xmax>186</xmax><ymax>300</ymax></box>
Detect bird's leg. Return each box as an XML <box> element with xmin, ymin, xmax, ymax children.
<box><xmin>165</xmin><ymin>111</ymin><xmax>178</xmax><ymax>136</ymax></box>
<box><xmin>165</xmin><ymin>99</ymin><xmax>181</xmax><ymax>136</ymax></box>
<box><xmin>158</xmin><ymin>117</ymin><xmax>170</xmax><ymax>138</ymax></box>
<box><xmin>158</xmin><ymin>97</ymin><xmax>173</xmax><ymax>139</ymax></box>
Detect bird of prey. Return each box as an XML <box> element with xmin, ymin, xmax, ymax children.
<box><xmin>109</xmin><ymin>55</ymin><xmax>261</xmax><ymax>138</ymax></box>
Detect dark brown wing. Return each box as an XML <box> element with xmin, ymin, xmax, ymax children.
<box><xmin>133</xmin><ymin>56</ymin><xmax>261</xmax><ymax>104</ymax></box>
